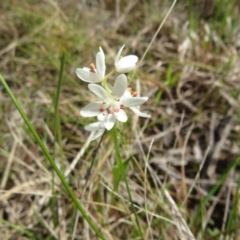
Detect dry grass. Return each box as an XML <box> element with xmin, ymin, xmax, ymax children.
<box><xmin>1</xmin><ymin>0</ymin><xmax>240</xmax><ymax>239</ymax></box>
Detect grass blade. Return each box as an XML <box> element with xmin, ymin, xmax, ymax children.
<box><xmin>0</xmin><ymin>74</ymin><xmax>106</xmax><ymax>240</ymax></box>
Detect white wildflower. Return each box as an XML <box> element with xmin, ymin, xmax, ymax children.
<box><xmin>115</xmin><ymin>45</ymin><xmax>138</xmax><ymax>73</ymax></box>
<box><xmin>80</xmin><ymin>74</ymin><xmax>150</xmax><ymax>130</ymax></box>
<box><xmin>76</xmin><ymin>47</ymin><xmax>106</xmax><ymax>83</ymax></box>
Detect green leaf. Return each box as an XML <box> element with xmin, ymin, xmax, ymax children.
<box><xmin>112</xmin><ymin>159</ymin><xmax>130</xmax><ymax>192</ymax></box>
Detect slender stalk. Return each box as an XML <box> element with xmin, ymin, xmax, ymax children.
<box><xmin>193</xmin><ymin>155</ymin><xmax>240</xmax><ymax>225</ymax></box>
<box><xmin>0</xmin><ymin>74</ymin><xmax>106</xmax><ymax>240</ymax></box>
<box><xmin>102</xmin><ymin>70</ymin><xmax>114</xmax><ymax>97</ymax></box>
<box><xmin>0</xmin><ymin>218</ymin><xmax>36</xmax><ymax>239</ymax></box>
<box><xmin>51</xmin><ymin>52</ymin><xmax>65</xmax><ymax>227</ymax></box>
<box><xmin>54</xmin><ymin>52</ymin><xmax>65</xmax><ymax>171</ymax></box>
<box><xmin>111</xmin><ymin>125</ymin><xmax>143</xmax><ymax>238</ymax></box>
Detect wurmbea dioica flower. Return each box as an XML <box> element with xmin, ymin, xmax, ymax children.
<box><xmin>115</xmin><ymin>45</ymin><xmax>138</xmax><ymax>73</ymax></box>
<box><xmin>80</xmin><ymin>74</ymin><xmax>150</xmax><ymax>130</ymax></box>
<box><xmin>76</xmin><ymin>47</ymin><xmax>106</xmax><ymax>83</ymax></box>
<box><xmin>77</xmin><ymin>45</ymin><xmax>150</xmax><ymax>140</ymax></box>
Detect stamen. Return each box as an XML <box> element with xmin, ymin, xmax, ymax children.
<box><xmin>120</xmin><ymin>104</ymin><xmax>124</xmax><ymax>109</ymax></box>
<box><xmin>89</xmin><ymin>63</ymin><xmax>96</xmax><ymax>73</ymax></box>
<box><xmin>98</xmin><ymin>105</ymin><xmax>105</xmax><ymax>112</ymax></box>
<box><xmin>132</xmin><ymin>91</ymin><xmax>138</xmax><ymax>96</ymax></box>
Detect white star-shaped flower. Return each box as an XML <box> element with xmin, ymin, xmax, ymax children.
<box><xmin>76</xmin><ymin>47</ymin><xmax>106</xmax><ymax>83</ymax></box>
<box><xmin>115</xmin><ymin>45</ymin><xmax>138</xmax><ymax>73</ymax></box>
<box><xmin>80</xmin><ymin>74</ymin><xmax>150</xmax><ymax>130</ymax></box>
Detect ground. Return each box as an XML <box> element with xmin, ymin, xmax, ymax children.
<box><xmin>0</xmin><ymin>0</ymin><xmax>240</xmax><ymax>239</ymax></box>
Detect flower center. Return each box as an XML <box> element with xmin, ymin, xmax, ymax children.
<box><xmin>98</xmin><ymin>99</ymin><xmax>124</xmax><ymax>115</ymax></box>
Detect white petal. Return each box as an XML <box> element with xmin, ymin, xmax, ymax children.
<box><xmin>115</xmin><ymin>45</ymin><xmax>125</xmax><ymax>64</ymax></box>
<box><xmin>92</xmin><ymin>129</ymin><xmax>105</xmax><ymax>140</ymax></box>
<box><xmin>112</xmin><ymin>74</ymin><xmax>127</xmax><ymax>97</ymax></box>
<box><xmin>122</xmin><ymin>97</ymin><xmax>148</xmax><ymax>107</ymax></box>
<box><xmin>104</xmin><ymin>114</ymin><xmax>116</xmax><ymax>130</ymax></box>
<box><xmin>83</xmin><ymin>67</ymin><xmax>90</xmax><ymax>71</ymax></box>
<box><xmin>80</xmin><ymin>102</ymin><xmax>101</xmax><ymax>117</ymax></box>
<box><xmin>114</xmin><ymin>109</ymin><xmax>128</xmax><ymax>122</ymax></box>
<box><xmin>85</xmin><ymin>122</ymin><xmax>103</xmax><ymax>131</ymax></box>
<box><xmin>96</xmin><ymin>47</ymin><xmax>106</xmax><ymax>79</ymax></box>
<box><xmin>76</xmin><ymin>68</ymin><xmax>101</xmax><ymax>83</ymax></box>
<box><xmin>97</xmin><ymin>112</ymin><xmax>107</xmax><ymax>121</ymax></box>
<box><xmin>115</xmin><ymin>55</ymin><xmax>138</xmax><ymax>73</ymax></box>
<box><xmin>130</xmin><ymin>107</ymin><xmax>151</xmax><ymax>118</ymax></box>
<box><xmin>88</xmin><ymin>84</ymin><xmax>109</xmax><ymax>100</ymax></box>
<box><xmin>121</xmin><ymin>89</ymin><xmax>132</xmax><ymax>99</ymax></box>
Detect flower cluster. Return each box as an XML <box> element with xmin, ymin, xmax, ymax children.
<box><xmin>76</xmin><ymin>45</ymin><xmax>150</xmax><ymax>140</ymax></box>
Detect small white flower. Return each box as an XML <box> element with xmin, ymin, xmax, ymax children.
<box><xmin>76</xmin><ymin>47</ymin><xmax>106</xmax><ymax>83</ymax></box>
<box><xmin>115</xmin><ymin>45</ymin><xmax>138</xmax><ymax>73</ymax></box>
<box><xmin>80</xmin><ymin>74</ymin><xmax>150</xmax><ymax>130</ymax></box>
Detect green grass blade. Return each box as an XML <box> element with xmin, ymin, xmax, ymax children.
<box><xmin>54</xmin><ymin>52</ymin><xmax>65</xmax><ymax>171</ymax></box>
<box><xmin>0</xmin><ymin>218</ymin><xmax>41</xmax><ymax>239</ymax></box>
<box><xmin>51</xmin><ymin>52</ymin><xmax>66</xmax><ymax>228</ymax></box>
<box><xmin>0</xmin><ymin>74</ymin><xmax>106</xmax><ymax>240</ymax></box>
<box><xmin>193</xmin><ymin>155</ymin><xmax>240</xmax><ymax>228</ymax></box>
<box><xmin>226</xmin><ymin>159</ymin><xmax>240</xmax><ymax>238</ymax></box>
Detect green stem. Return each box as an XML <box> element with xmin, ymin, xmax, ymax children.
<box><xmin>0</xmin><ymin>74</ymin><xmax>106</xmax><ymax>240</ymax></box>
<box><xmin>102</xmin><ymin>79</ymin><xmax>111</xmax><ymax>97</ymax></box>
<box><xmin>101</xmin><ymin>70</ymin><xmax>115</xmax><ymax>97</ymax></box>
<box><xmin>112</xmin><ymin>125</ymin><xmax>143</xmax><ymax>238</ymax></box>
<box><xmin>54</xmin><ymin>52</ymin><xmax>65</xmax><ymax>171</ymax></box>
<box><xmin>51</xmin><ymin>52</ymin><xmax>65</xmax><ymax>227</ymax></box>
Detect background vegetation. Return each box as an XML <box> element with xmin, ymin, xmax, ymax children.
<box><xmin>0</xmin><ymin>0</ymin><xmax>240</xmax><ymax>239</ymax></box>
